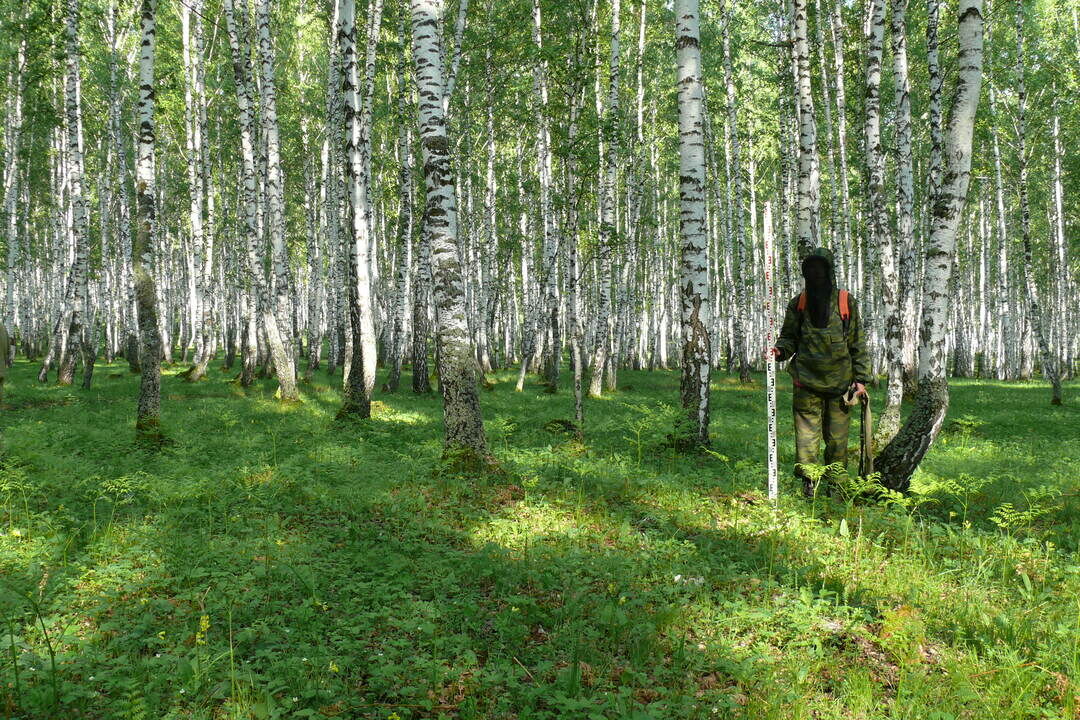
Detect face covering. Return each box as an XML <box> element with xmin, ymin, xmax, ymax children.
<box><xmin>803</xmin><ymin>260</ymin><xmax>832</xmax><ymax>329</ymax></box>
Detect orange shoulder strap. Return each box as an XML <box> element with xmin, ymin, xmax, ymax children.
<box><xmin>798</xmin><ymin>290</ymin><xmax>848</xmax><ymax>319</ymax></box>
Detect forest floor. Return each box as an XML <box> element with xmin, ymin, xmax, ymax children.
<box><xmin>0</xmin><ymin>357</ymin><xmax>1077</xmax><ymax>720</ymax></box>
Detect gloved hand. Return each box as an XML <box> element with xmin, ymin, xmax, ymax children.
<box><xmin>769</xmin><ymin>347</ymin><xmax>788</xmax><ymax>361</ymax></box>
<box><xmin>844</xmin><ymin>382</ymin><xmax>868</xmax><ymax>405</ymax></box>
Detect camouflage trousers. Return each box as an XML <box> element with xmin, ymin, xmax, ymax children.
<box><xmin>792</xmin><ymin>385</ymin><xmax>851</xmax><ymax>479</ymax></box>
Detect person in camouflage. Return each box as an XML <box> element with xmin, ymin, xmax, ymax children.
<box><xmin>771</xmin><ymin>248</ymin><xmax>870</xmax><ymax>496</ymax></box>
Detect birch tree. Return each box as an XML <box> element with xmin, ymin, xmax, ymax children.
<box><xmin>891</xmin><ymin>0</ymin><xmax>917</xmax><ymax>390</ymax></box>
<box><xmin>39</xmin><ymin>0</ymin><xmax>90</xmax><ymax>386</ymax></box>
<box><xmin>134</xmin><ymin>0</ymin><xmax>162</xmax><ymax>442</ymax></box>
<box><xmin>722</xmin><ymin>1</ymin><xmax>748</xmax><ymax>383</ymax></box>
<box><xmin>792</xmin><ymin>0</ymin><xmax>819</xmax><ymax>258</ymax></box>
<box><xmin>409</xmin><ymin>0</ymin><xmax>487</xmax><ymax>458</ymax></box>
<box><xmin>2</xmin><ymin>36</ymin><xmax>25</xmax><ymax>349</ymax></box>
<box><xmin>589</xmin><ymin>0</ymin><xmax>620</xmax><ymax>398</ymax></box>
<box><xmin>223</xmin><ymin>0</ymin><xmax>297</xmax><ymax>401</ymax></box>
<box><xmin>864</xmin><ymin>0</ymin><xmax>905</xmax><ymax>445</ymax></box>
<box><xmin>339</xmin><ymin>0</ymin><xmax>383</xmax><ymax>416</ymax></box>
<box><xmin>385</xmin><ymin>12</ymin><xmax>413</xmax><ymax>393</ymax></box>
<box><xmin>829</xmin><ymin>0</ymin><xmax>852</xmax><ymax>283</ymax></box>
<box><xmin>256</xmin><ymin>0</ymin><xmax>299</xmax><ymax>398</ymax></box>
<box><xmin>876</xmin><ymin>0</ymin><xmax>985</xmax><ymax>491</ymax></box>
<box><xmin>181</xmin><ymin>0</ymin><xmax>213</xmax><ymax>382</ymax></box>
<box><xmin>675</xmin><ymin>0</ymin><xmax>711</xmax><ymax>445</ymax></box>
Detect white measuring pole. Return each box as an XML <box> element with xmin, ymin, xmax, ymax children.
<box><xmin>763</xmin><ymin>202</ymin><xmax>779</xmax><ymax>501</ymax></box>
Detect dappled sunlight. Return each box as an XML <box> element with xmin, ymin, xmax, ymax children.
<box><xmin>1</xmin><ymin>359</ymin><xmax>1078</xmax><ymax>718</ymax></box>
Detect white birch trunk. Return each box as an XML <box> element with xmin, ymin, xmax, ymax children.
<box><xmin>134</xmin><ymin>0</ymin><xmax>162</xmax><ymax>440</ymax></box>
<box><xmin>792</xmin><ymin>0</ymin><xmax>819</xmax><ymax>258</ymax></box>
<box><xmin>182</xmin><ymin>0</ymin><xmax>214</xmax><ymax>382</ymax></box>
<box><xmin>589</xmin><ymin>0</ymin><xmax>620</xmax><ymax>399</ymax></box>
<box><xmin>40</xmin><ymin>0</ymin><xmax>89</xmax><ymax>386</ymax></box>
<box><xmin>2</xmin><ymin>38</ymin><xmax>25</xmax><ymax>345</ymax></box>
<box><xmin>675</xmin><ymin>0</ymin><xmax>711</xmax><ymax>445</ymax></box>
<box><xmin>830</xmin><ymin>0</ymin><xmax>852</xmax><ymax>286</ymax></box>
<box><xmin>223</xmin><ymin>0</ymin><xmax>287</xmax><ymax>395</ymax></box>
<box><xmin>410</xmin><ymin>0</ymin><xmax>487</xmax><ymax>457</ymax></box>
<box><xmin>987</xmin><ymin>80</ymin><xmax>1012</xmax><ymax>378</ymax></box>
<box><xmin>386</xmin><ymin>17</ymin><xmax>413</xmax><ymax>393</ymax></box>
<box><xmin>722</xmin><ymin>1</ymin><xmax>749</xmax><ymax>383</ymax></box>
<box><xmin>877</xmin><ymin>0</ymin><xmax>984</xmax><ymax>490</ymax></box>
<box><xmin>865</xmin><ymin>0</ymin><xmax>904</xmax><ymax>444</ymax></box>
<box><xmin>255</xmin><ymin>0</ymin><xmax>299</xmax><ymax>399</ymax></box>
<box><xmin>891</xmin><ymin>0</ymin><xmax>918</xmax><ymax>391</ymax></box>
<box><xmin>1050</xmin><ymin>103</ymin><xmax>1071</xmax><ymax>379</ymax></box>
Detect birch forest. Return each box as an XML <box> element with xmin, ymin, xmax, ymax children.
<box><xmin>1</xmin><ymin>0</ymin><xmax>1079</xmax><ymax>717</ymax></box>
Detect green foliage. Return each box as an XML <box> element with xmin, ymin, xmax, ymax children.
<box><xmin>0</xmin><ymin>360</ymin><xmax>1077</xmax><ymax>719</ymax></box>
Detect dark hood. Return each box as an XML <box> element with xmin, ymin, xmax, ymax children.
<box><xmin>801</xmin><ymin>247</ymin><xmax>836</xmax><ymax>329</ymax></box>
<box><xmin>801</xmin><ymin>247</ymin><xmax>837</xmax><ymax>286</ymax></box>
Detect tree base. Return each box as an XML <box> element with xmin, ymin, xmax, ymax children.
<box><xmin>135</xmin><ymin>418</ymin><xmax>166</xmax><ymax>449</ymax></box>
<box><xmin>335</xmin><ymin>402</ymin><xmax>371</xmax><ymax>421</ymax></box>
<box><xmin>437</xmin><ymin>446</ymin><xmax>504</xmax><ymax>479</ymax></box>
<box><xmin>874</xmin><ymin>376</ymin><xmax>949</xmax><ymax>492</ymax></box>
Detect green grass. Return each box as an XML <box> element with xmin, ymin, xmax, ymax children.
<box><xmin>0</xmin><ymin>357</ymin><xmax>1077</xmax><ymax>719</ymax></box>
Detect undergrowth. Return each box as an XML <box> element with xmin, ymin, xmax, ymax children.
<box><xmin>0</xmin><ymin>357</ymin><xmax>1077</xmax><ymax>719</ymax></box>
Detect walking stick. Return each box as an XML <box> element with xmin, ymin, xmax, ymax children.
<box><xmin>763</xmin><ymin>203</ymin><xmax>778</xmax><ymax>502</ymax></box>
<box><xmin>844</xmin><ymin>385</ymin><xmax>873</xmax><ymax>477</ymax></box>
<box><xmin>859</xmin><ymin>396</ymin><xmax>873</xmax><ymax>477</ymax></box>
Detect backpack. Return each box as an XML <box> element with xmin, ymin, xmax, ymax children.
<box><xmin>796</xmin><ymin>289</ymin><xmax>851</xmax><ymax>335</ymax></box>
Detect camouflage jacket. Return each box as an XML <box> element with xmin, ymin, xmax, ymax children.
<box><xmin>775</xmin><ymin>289</ymin><xmax>871</xmax><ymax>396</ymax></box>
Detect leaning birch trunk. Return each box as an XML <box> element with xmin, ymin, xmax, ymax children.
<box><xmin>675</xmin><ymin>0</ymin><xmax>711</xmax><ymax>446</ymax></box>
<box><xmin>891</xmin><ymin>0</ymin><xmax>918</xmax><ymax>392</ymax></box>
<box><xmin>134</xmin><ymin>0</ymin><xmax>163</xmax><ymax>442</ymax></box>
<box><xmin>409</xmin><ymin>0</ymin><xmax>487</xmax><ymax>459</ymax></box>
<box><xmin>1013</xmin><ymin>0</ymin><xmax>1062</xmax><ymax>405</ymax></box>
<box><xmin>864</xmin><ymin>0</ymin><xmax>904</xmax><ymax>446</ymax></box>
<box><xmin>876</xmin><ymin>0</ymin><xmax>984</xmax><ymax>491</ymax></box>
<box><xmin>256</xmin><ymin>0</ymin><xmax>299</xmax><ymax>401</ymax></box>
<box><xmin>589</xmin><ymin>0</ymin><xmax>620</xmax><ymax>399</ymax></box>
<box><xmin>792</xmin><ymin>0</ymin><xmax>819</xmax><ymax>259</ymax></box>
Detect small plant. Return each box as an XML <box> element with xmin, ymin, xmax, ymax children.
<box><xmin>879</xmin><ymin>605</ymin><xmax>927</xmax><ymax>666</ymax></box>
<box><xmin>990</xmin><ymin>485</ymin><xmax>1061</xmax><ymax>537</ymax></box>
<box><xmin>487</xmin><ymin>416</ymin><xmax>518</xmax><ymax>451</ymax></box>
